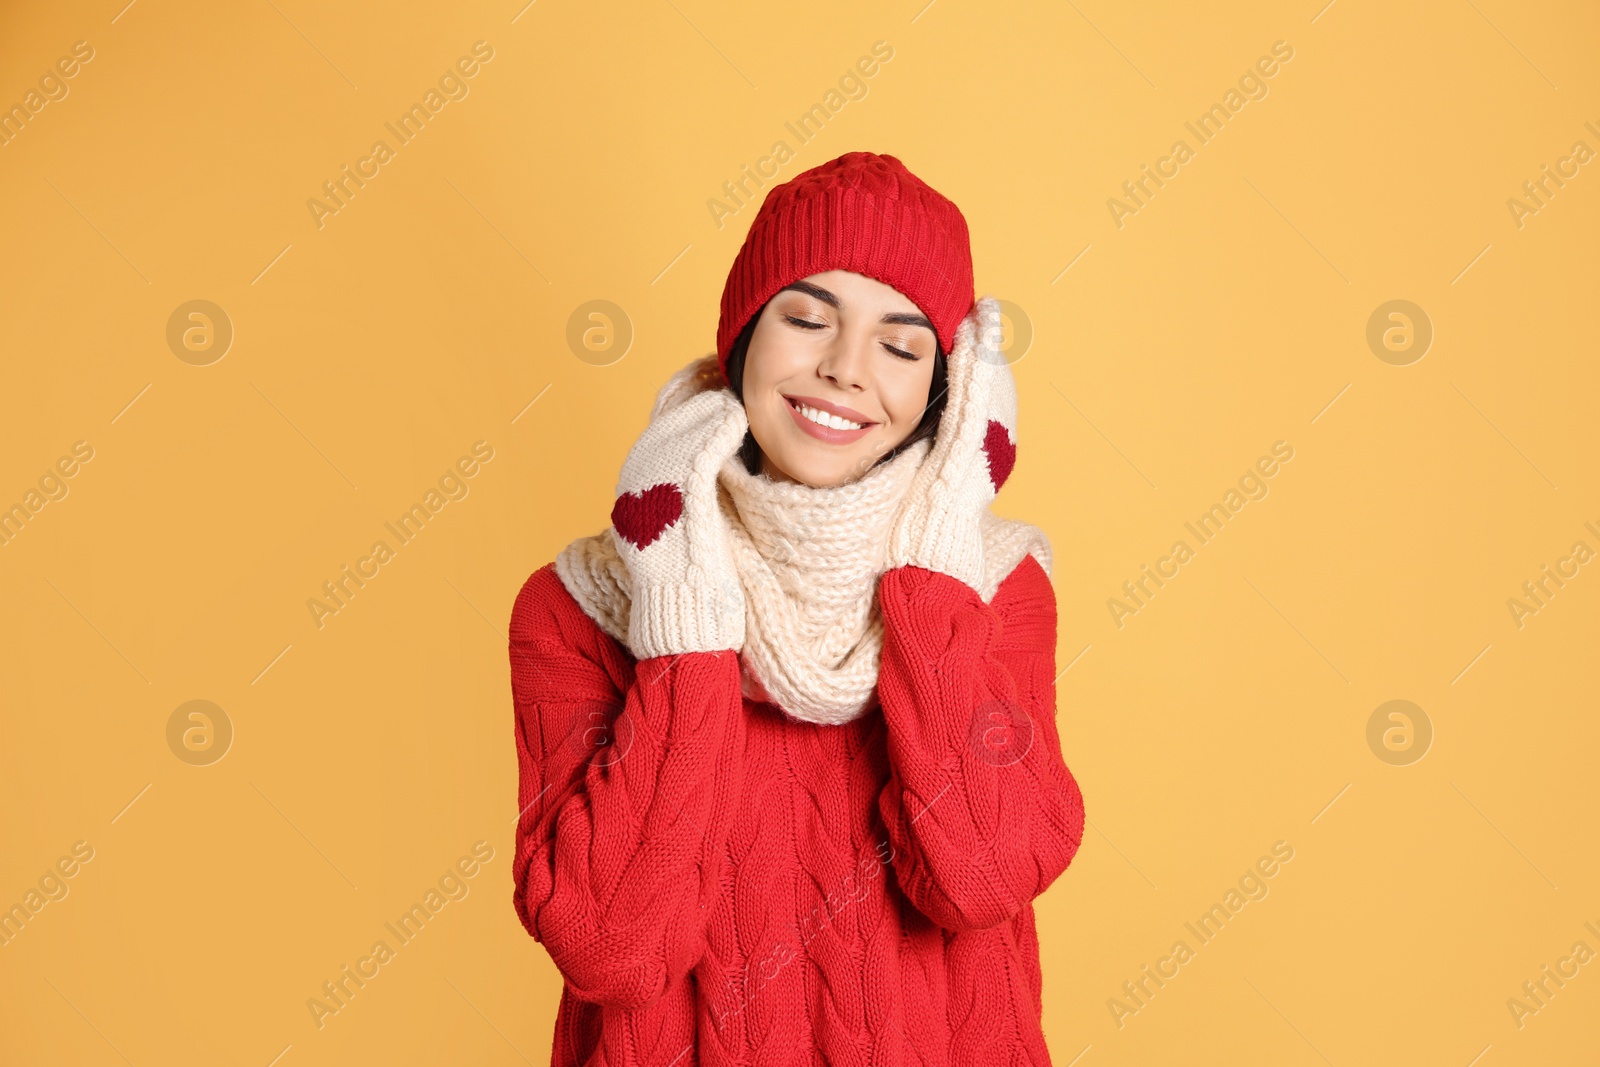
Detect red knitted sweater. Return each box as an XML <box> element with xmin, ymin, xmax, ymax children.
<box><xmin>509</xmin><ymin>554</ymin><xmax>1086</xmax><ymax>1066</ymax></box>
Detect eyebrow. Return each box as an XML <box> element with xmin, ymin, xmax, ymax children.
<box><xmin>778</xmin><ymin>280</ymin><xmax>935</xmax><ymax>332</ymax></box>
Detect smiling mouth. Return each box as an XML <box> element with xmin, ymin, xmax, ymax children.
<box><xmin>783</xmin><ymin>395</ymin><xmax>875</xmax><ymax>430</ymax></box>
<box><xmin>777</xmin><ymin>395</ymin><xmax>876</xmax><ymax>444</ymax></box>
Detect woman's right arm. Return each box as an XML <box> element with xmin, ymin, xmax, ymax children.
<box><xmin>509</xmin><ymin>563</ymin><xmax>746</xmax><ymax>1010</ymax></box>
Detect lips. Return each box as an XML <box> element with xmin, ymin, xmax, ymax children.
<box><xmin>782</xmin><ymin>394</ymin><xmax>876</xmax><ymax>445</ymax></box>
<box><xmin>783</xmin><ymin>394</ymin><xmax>876</xmax><ymax>425</ymax></box>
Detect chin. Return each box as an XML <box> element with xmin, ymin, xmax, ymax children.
<box><xmin>762</xmin><ymin>431</ymin><xmax>896</xmax><ymax>487</ymax></box>
<box><xmin>767</xmin><ymin>447</ymin><xmax>855</xmax><ymax>488</ymax></box>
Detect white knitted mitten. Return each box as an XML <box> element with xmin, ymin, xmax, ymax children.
<box><xmin>609</xmin><ymin>358</ymin><xmax>749</xmax><ymax>658</ymax></box>
<box><xmin>884</xmin><ymin>296</ymin><xmax>1018</xmax><ymax>593</ymax></box>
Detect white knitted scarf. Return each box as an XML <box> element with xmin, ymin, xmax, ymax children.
<box><xmin>554</xmin><ymin>379</ymin><xmax>1053</xmax><ymax>726</ymax></box>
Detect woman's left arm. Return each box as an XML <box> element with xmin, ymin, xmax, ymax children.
<box><xmin>875</xmin><ymin>554</ymin><xmax>1086</xmax><ymax>933</ymax></box>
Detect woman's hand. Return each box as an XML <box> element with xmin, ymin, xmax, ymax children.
<box><xmin>609</xmin><ymin>357</ymin><xmax>749</xmax><ymax>658</ymax></box>
<box><xmin>884</xmin><ymin>297</ymin><xmax>1017</xmax><ymax>594</ymax></box>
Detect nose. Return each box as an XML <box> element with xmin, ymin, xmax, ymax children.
<box><xmin>816</xmin><ymin>327</ymin><xmax>872</xmax><ymax>392</ymax></box>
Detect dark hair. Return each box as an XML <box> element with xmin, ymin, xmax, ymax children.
<box><xmin>723</xmin><ymin>304</ymin><xmax>947</xmax><ymax>476</ymax></box>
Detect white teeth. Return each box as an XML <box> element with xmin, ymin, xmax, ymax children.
<box><xmin>796</xmin><ymin>403</ymin><xmax>862</xmax><ymax>431</ymax></box>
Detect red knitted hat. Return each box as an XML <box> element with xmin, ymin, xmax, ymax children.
<box><xmin>716</xmin><ymin>151</ymin><xmax>975</xmax><ymax>375</ymax></box>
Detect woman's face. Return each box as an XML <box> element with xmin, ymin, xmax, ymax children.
<box><xmin>741</xmin><ymin>270</ymin><xmax>938</xmax><ymax>488</ymax></box>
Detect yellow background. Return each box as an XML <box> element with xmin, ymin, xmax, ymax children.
<box><xmin>2</xmin><ymin>0</ymin><xmax>1596</xmax><ymax>1063</ymax></box>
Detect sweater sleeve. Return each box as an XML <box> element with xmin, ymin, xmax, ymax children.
<box><xmin>875</xmin><ymin>554</ymin><xmax>1086</xmax><ymax>932</ymax></box>
<box><xmin>509</xmin><ymin>564</ymin><xmax>746</xmax><ymax>1009</ymax></box>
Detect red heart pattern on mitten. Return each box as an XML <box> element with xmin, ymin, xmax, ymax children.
<box><xmin>983</xmin><ymin>419</ymin><xmax>1016</xmax><ymax>492</ymax></box>
<box><xmin>611</xmin><ymin>483</ymin><xmax>683</xmax><ymax>549</ymax></box>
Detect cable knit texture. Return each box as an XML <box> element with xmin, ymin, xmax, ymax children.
<box><xmin>510</xmin><ymin>554</ymin><xmax>1086</xmax><ymax>1066</ymax></box>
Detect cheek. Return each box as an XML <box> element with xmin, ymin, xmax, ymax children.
<box><xmin>739</xmin><ymin>375</ymin><xmax>792</xmax><ymax>451</ymax></box>
<box><xmin>880</xmin><ymin>366</ymin><xmax>934</xmax><ymax>429</ymax></box>
<box><xmin>747</xmin><ymin>391</ymin><xmax>784</xmax><ymax>439</ymax></box>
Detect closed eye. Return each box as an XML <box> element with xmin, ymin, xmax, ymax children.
<box><xmin>787</xmin><ymin>315</ymin><xmax>921</xmax><ymax>361</ymax></box>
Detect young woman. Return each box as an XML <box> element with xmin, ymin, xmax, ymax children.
<box><xmin>509</xmin><ymin>151</ymin><xmax>1086</xmax><ymax>1065</ymax></box>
